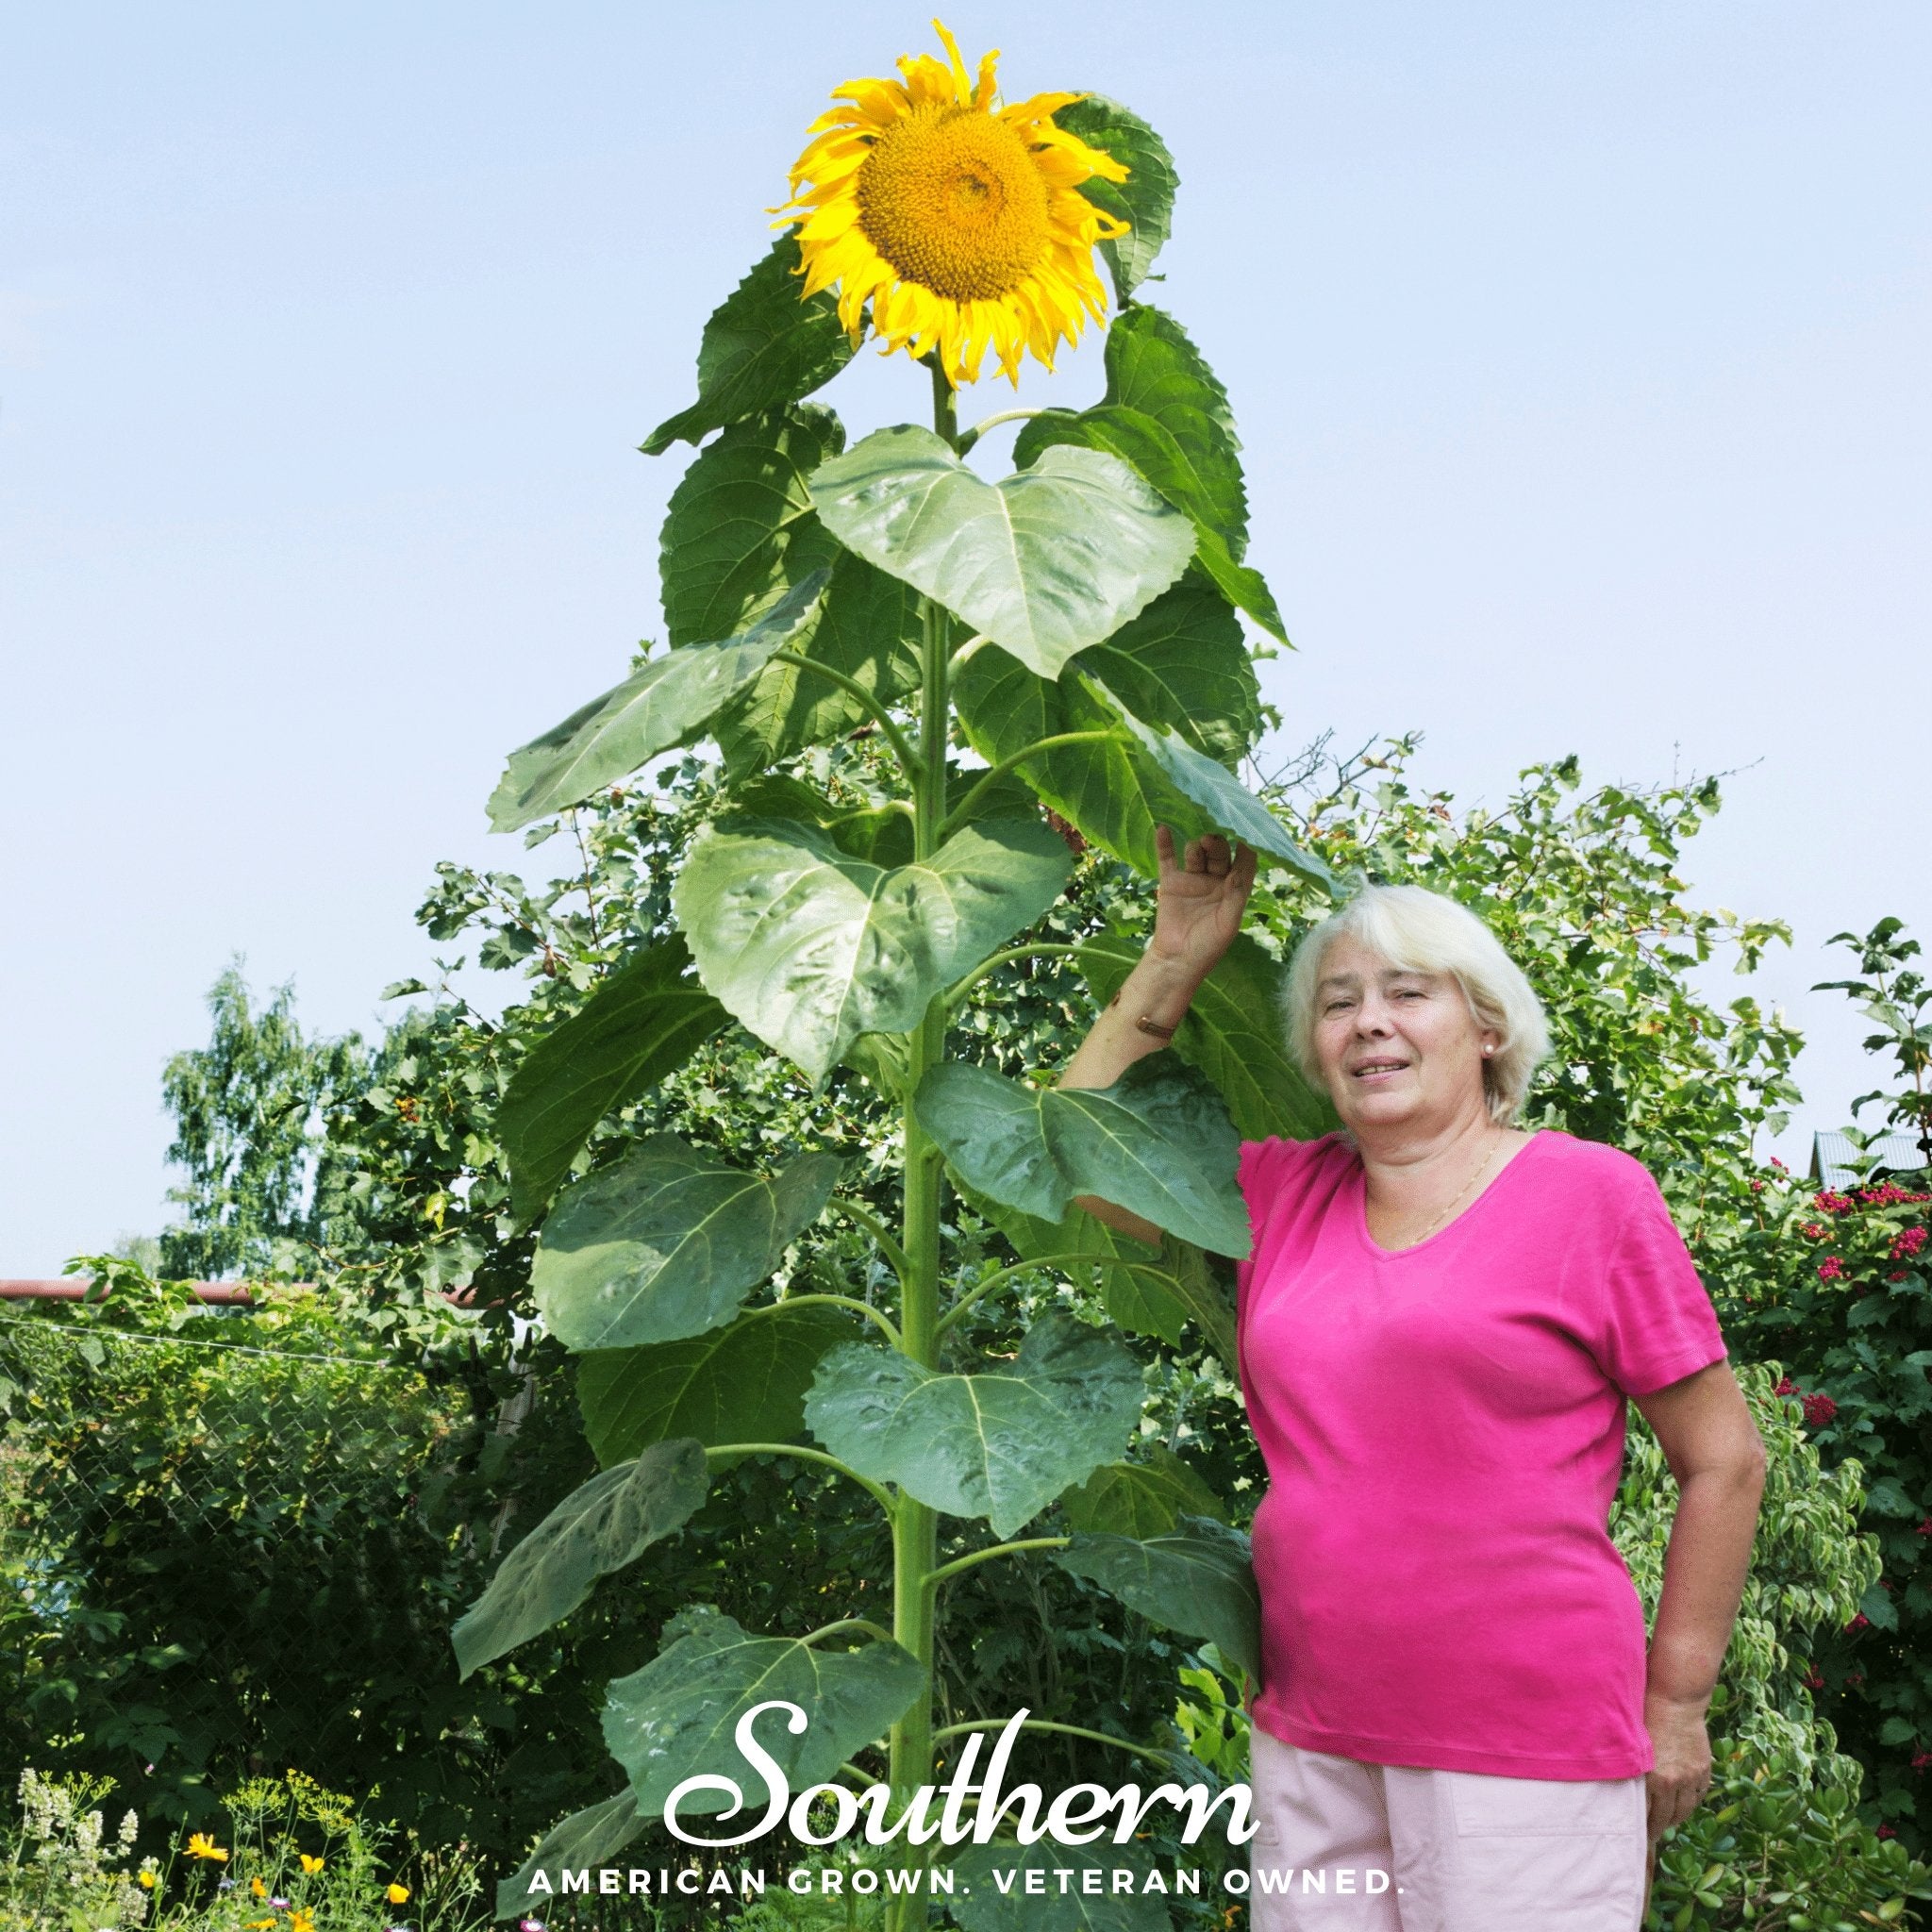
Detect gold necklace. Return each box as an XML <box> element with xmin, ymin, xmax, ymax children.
<box><xmin>1388</xmin><ymin>1133</ymin><xmax>1507</xmax><ymax>1249</ymax></box>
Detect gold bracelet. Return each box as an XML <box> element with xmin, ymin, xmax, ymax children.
<box><xmin>1136</xmin><ymin>1015</ymin><xmax>1177</xmax><ymax>1041</ymax></box>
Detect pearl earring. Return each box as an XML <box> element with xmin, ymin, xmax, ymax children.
<box><xmin>1482</xmin><ymin>1045</ymin><xmax>1493</xmax><ymax>1058</ymax></box>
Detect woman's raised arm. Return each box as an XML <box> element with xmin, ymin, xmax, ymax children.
<box><xmin>1056</xmin><ymin>827</ymin><xmax>1257</xmax><ymax>1244</ymax></box>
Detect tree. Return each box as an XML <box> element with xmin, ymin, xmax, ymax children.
<box><xmin>158</xmin><ymin>962</ymin><xmax>366</xmax><ymax>1279</ymax></box>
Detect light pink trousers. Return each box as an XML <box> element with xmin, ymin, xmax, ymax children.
<box><xmin>1247</xmin><ymin>1729</ymin><xmax>1651</xmax><ymax>1932</ymax></box>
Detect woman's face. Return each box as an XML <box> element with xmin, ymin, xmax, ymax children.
<box><xmin>1309</xmin><ymin>935</ymin><xmax>1499</xmax><ymax>1140</ymax></box>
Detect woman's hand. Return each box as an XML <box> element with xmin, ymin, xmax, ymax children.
<box><xmin>1150</xmin><ymin>827</ymin><xmax>1257</xmax><ymax>981</ymax></box>
<box><xmin>1642</xmin><ymin>1690</ymin><xmax>1714</xmax><ymax>1840</ymax></box>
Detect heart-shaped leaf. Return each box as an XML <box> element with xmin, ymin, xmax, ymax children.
<box><xmin>576</xmin><ymin>1303</ymin><xmax>858</xmax><ymax>1465</ymax></box>
<box><xmin>1017</xmin><ymin>408</ymin><xmax>1279</xmax><ymax>641</ymax></box>
<box><xmin>808</xmin><ymin>425</ymin><xmax>1194</xmax><ymax>678</ymax></box>
<box><xmin>913</xmin><ymin>1056</ymin><xmax>1251</xmax><ymax>1259</ymax></box>
<box><xmin>660</xmin><ymin>404</ymin><xmax>843</xmax><ymax>647</ymax></box>
<box><xmin>1014</xmin><ymin>303</ymin><xmax>1281</xmax><ymax>638</ymax></box>
<box><xmin>1061</xmin><ymin>1446</ymin><xmax>1226</xmax><ymax>1539</ymax></box>
<box><xmin>1086</xmin><ymin>675</ymin><xmax>1334</xmax><ymax>888</ymax></box>
<box><xmin>452</xmin><ymin>1439</ymin><xmax>707</xmax><ymax>1678</ymax></box>
<box><xmin>804</xmin><ymin>1314</ymin><xmax>1143</xmax><ymax>1539</ymax></box>
<box><xmin>1074</xmin><ymin>929</ymin><xmax>1337</xmax><ymax>1143</ymax></box>
<box><xmin>499</xmin><ymin>938</ymin><xmax>729</xmax><ymax>1224</ymax></box>
<box><xmin>1022</xmin><ymin>305</ymin><xmax>1249</xmax><ymax>561</ymax></box>
<box><xmin>955</xmin><ymin>640</ymin><xmax>1313</xmax><ymax>884</ymax></box>
<box><xmin>1103</xmin><ymin>306</ymin><xmax>1246</xmax><ymax>554</ymax></box>
<box><xmin>531</xmin><ymin>1137</ymin><xmax>841</xmax><ymax>1351</ymax></box>
<box><xmin>959</xmin><ymin>1179</ymin><xmax>1187</xmax><ymax>1347</ymax></box>
<box><xmin>603</xmin><ymin>1605</ymin><xmax>924</xmax><ymax>1819</ymax></box>
<box><xmin>486</xmin><ymin>573</ymin><xmax>828</xmax><ymax>834</ymax></box>
<box><xmin>496</xmin><ymin>1794</ymin><xmax>648</xmax><ymax>1923</ymax></box>
<box><xmin>1055</xmin><ymin>97</ymin><xmax>1177</xmax><ymax>308</ymax></box>
<box><xmin>714</xmin><ymin>549</ymin><xmax>923</xmax><ymax>778</ymax></box>
<box><xmin>954</xmin><ymin>575</ymin><xmax>1257</xmax><ymax>792</ymax></box>
<box><xmin>641</xmin><ymin>236</ymin><xmax>857</xmax><ymax>456</ymax></box>
<box><xmin>1054</xmin><ymin>1515</ymin><xmax>1262</xmax><ymax>1682</ymax></box>
<box><xmin>673</xmin><ymin>815</ymin><xmax>1071</xmax><ymax>1082</ymax></box>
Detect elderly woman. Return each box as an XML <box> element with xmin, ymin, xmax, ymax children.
<box><xmin>1059</xmin><ymin>829</ymin><xmax>1767</xmax><ymax>1932</ymax></box>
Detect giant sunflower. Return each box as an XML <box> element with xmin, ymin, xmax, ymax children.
<box><xmin>778</xmin><ymin>21</ymin><xmax>1130</xmax><ymax>387</ymax></box>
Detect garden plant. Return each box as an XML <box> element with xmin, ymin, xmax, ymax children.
<box><xmin>448</xmin><ymin>23</ymin><xmax>1331</xmax><ymax>1926</ymax></box>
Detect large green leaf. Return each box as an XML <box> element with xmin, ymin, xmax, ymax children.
<box><xmin>713</xmin><ymin>549</ymin><xmax>923</xmax><ymax>778</ymax></box>
<box><xmin>913</xmin><ymin>1056</ymin><xmax>1250</xmax><ymax>1259</ymax></box>
<box><xmin>486</xmin><ymin>573</ymin><xmax>828</xmax><ymax>834</ymax></box>
<box><xmin>1155</xmin><ymin>1241</ymin><xmax>1241</xmax><ymax>1371</ymax></box>
<box><xmin>452</xmin><ymin>1439</ymin><xmax>707</xmax><ymax>1678</ymax></box>
<box><xmin>496</xmin><ymin>1793</ymin><xmax>647</xmax><ymax>1922</ymax></box>
<box><xmin>1056</xmin><ymin>96</ymin><xmax>1177</xmax><ymax>307</ymax></box>
<box><xmin>1013</xmin><ymin>303</ymin><xmax>1281</xmax><ymax>639</ymax></box>
<box><xmin>954</xmin><ymin>647</ymin><xmax>1315</xmax><ymax>884</ymax></box>
<box><xmin>498</xmin><ymin>939</ymin><xmax>729</xmax><ymax>1224</ymax></box>
<box><xmin>959</xmin><ymin>1180</ymin><xmax>1186</xmax><ymax>1347</ymax></box>
<box><xmin>660</xmin><ymin>404</ymin><xmax>843</xmax><ymax>647</ymax></box>
<box><xmin>808</xmin><ymin>426</ymin><xmax>1194</xmax><ymax>679</ymax></box>
<box><xmin>1054</xmin><ymin>1516</ymin><xmax>1262</xmax><ymax>1681</ymax></box>
<box><xmin>1061</xmin><ymin>1445</ymin><xmax>1226</xmax><ymax>1539</ymax></box>
<box><xmin>953</xmin><ymin>575</ymin><xmax>1256</xmax><ymax>794</ymax></box>
<box><xmin>949</xmin><ymin>1840</ymin><xmax>1168</xmax><ymax>1932</ymax></box>
<box><xmin>576</xmin><ymin>1303</ymin><xmax>857</xmax><ymax>1465</ymax></box>
<box><xmin>603</xmin><ymin>1605</ymin><xmax>924</xmax><ymax>1818</ymax></box>
<box><xmin>672</xmin><ymin>815</ymin><xmax>1071</xmax><ymax>1082</ymax></box>
<box><xmin>531</xmin><ymin>1137</ymin><xmax>841</xmax><ymax>1351</ymax></box>
<box><xmin>1015</xmin><ymin>408</ymin><xmax>1280</xmax><ymax>641</ymax></box>
<box><xmin>641</xmin><ymin>236</ymin><xmax>857</xmax><ymax>456</ymax></box>
<box><xmin>1091</xmin><ymin>675</ymin><xmax>1333</xmax><ymax>887</ymax></box>
<box><xmin>1074</xmin><ymin>929</ymin><xmax>1337</xmax><ymax>1142</ymax></box>
<box><xmin>1103</xmin><ymin>307</ymin><xmax>1247</xmax><ymax>555</ymax></box>
<box><xmin>803</xmin><ymin>1314</ymin><xmax>1143</xmax><ymax>1538</ymax></box>
<box><xmin>1075</xmin><ymin>575</ymin><xmax>1258</xmax><ymax>763</ymax></box>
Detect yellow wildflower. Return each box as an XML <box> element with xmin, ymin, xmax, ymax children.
<box><xmin>252</xmin><ymin>1876</ymin><xmax>268</xmax><ymax>1898</ymax></box>
<box><xmin>185</xmin><ymin>1832</ymin><xmax>228</xmax><ymax>1862</ymax></box>
<box><xmin>387</xmin><ymin>1882</ymin><xmax>412</xmax><ymax>1905</ymax></box>
<box><xmin>299</xmin><ymin>1853</ymin><xmax>325</xmax><ymax>1874</ymax></box>
<box><xmin>778</xmin><ymin>20</ymin><xmax>1128</xmax><ymax>386</ymax></box>
<box><xmin>137</xmin><ymin>1872</ymin><xmax>157</xmax><ymax>1890</ymax></box>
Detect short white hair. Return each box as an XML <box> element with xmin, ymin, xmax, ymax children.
<box><xmin>1282</xmin><ymin>883</ymin><xmax>1551</xmax><ymax>1126</ymax></box>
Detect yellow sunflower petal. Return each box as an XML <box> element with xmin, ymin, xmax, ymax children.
<box><xmin>930</xmin><ymin>20</ymin><xmax>977</xmax><ymax>105</ymax></box>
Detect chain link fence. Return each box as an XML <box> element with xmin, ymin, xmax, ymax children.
<box><xmin>0</xmin><ymin>1312</ymin><xmax>486</xmax><ymax>1828</ymax></box>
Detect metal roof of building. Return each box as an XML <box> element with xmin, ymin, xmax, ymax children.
<box><xmin>1809</xmin><ymin>1130</ymin><xmax>1931</xmax><ymax>1188</ymax></box>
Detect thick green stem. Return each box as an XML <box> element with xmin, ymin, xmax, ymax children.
<box><xmin>703</xmin><ymin>1442</ymin><xmax>895</xmax><ymax>1515</ymax></box>
<box><xmin>803</xmin><ymin>1617</ymin><xmax>897</xmax><ymax>1648</ymax></box>
<box><xmin>942</xmin><ymin>941</ymin><xmax>1084</xmax><ymax>1014</ymax></box>
<box><xmin>924</xmin><ymin>1537</ymin><xmax>1070</xmax><ymax>1591</ymax></box>
<box><xmin>937</xmin><ymin>731</ymin><xmax>1120</xmax><ymax>841</ymax></box>
<box><xmin>883</xmin><ymin>358</ymin><xmax>961</xmax><ymax>1932</ymax></box>
<box><xmin>774</xmin><ymin>1291</ymin><xmax>902</xmax><ymax>1347</ymax></box>
<box><xmin>957</xmin><ymin>407</ymin><xmax>1044</xmax><ymax>454</ymax></box>
<box><xmin>929</xmin><ymin>1717</ymin><xmax>1182</xmax><ymax>1776</ymax></box>
<box><xmin>825</xmin><ymin>1195</ymin><xmax>914</xmax><ymax>1286</ymax></box>
<box><xmin>766</xmin><ymin>648</ymin><xmax>923</xmax><ymax>783</ymax></box>
<box><xmin>935</xmin><ymin>1251</ymin><xmax>1170</xmax><ymax>1339</ymax></box>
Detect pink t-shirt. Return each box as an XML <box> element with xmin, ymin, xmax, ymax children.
<box><xmin>1234</xmin><ymin>1127</ymin><xmax>1728</xmax><ymax>1780</ymax></box>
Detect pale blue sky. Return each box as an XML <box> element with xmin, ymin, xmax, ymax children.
<box><xmin>4</xmin><ymin>3</ymin><xmax>1927</xmax><ymax>1274</ymax></box>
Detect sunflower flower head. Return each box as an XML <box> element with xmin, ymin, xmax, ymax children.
<box><xmin>779</xmin><ymin>19</ymin><xmax>1129</xmax><ymax>386</ymax></box>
